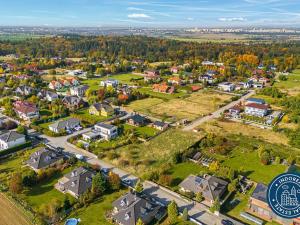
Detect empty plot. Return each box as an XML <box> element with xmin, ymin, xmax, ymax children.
<box><xmin>0</xmin><ymin>193</ymin><xmax>32</xmax><ymax>225</ymax></box>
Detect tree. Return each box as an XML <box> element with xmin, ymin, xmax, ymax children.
<box><xmin>167</xmin><ymin>201</ymin><xmax>178</xmax><ymax>223</ymax></box>
<box><xmin>260</xmin><ymin>151</ymin><xmax>271</xmax><ymax>165</ymax></box>
<box><xmin>9</xmin><ymin>173</ymin><xmax>23</xmax><ymax>194</ymax></box>
<box><xmin>63</xmin><ymin>196</ymin><xmax>71</xmax><ymax>211</ymax></box>
<box><xmin>228</xmin><ymin>179</ymin><xmax>238</xmax><ymax>193</ymax></box>
<box><xmin>91</xmin><ymin>173</ymin><xmax>107</xmax><ymax>196</ymax></box>
<box><xmin>136</xmin><ymin>218</ymin><xmax>145</xmax><ymax>225</ymax></box>
<box><xmin>182</xmin><ymin>208</ymin><xmax>188</xmax><ymax>221</ymax></box>
<box><xmin>16</xmin><ymin>125</ymin><xmax>27</xmax><ymax>135</ymax></box>
<box><xmin>195</xmin><ymin>192</ymin><xmax>204</xmax><ymax>202</ymax></box>
<box><xmin>108</xmin><ymin>172</ymin><xmax>121</xmax><ymax>190</ymax></box>
<box><xmin>210</xmin><ymin>198</ymin><xmax>221</xmax><ymax>213</ymax></box>
<box><xmin>209</xmin><ymin>161</ymin><xmax>220</xmax><ymax>172</ymax></box>
<box><xmin>22</xmin><ymin>170</ymin><xmax>37</xmax><ymax>187</ymax></box>
<box><xmin>135</xmin><ymin>180</ymin><xmax>144</xmax><ymax>193</ymax></box>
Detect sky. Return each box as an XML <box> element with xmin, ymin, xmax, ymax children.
<box><xmin>1</xmin><ymin>0</ymin><xmax>300</xmax><ymax>27</ymax></box>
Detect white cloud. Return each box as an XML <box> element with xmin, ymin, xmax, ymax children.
<box><xmin>187</xmin><ymin>17</ymin><xmax>194</xmax><ymax>21</ymax></box>
<box><xmin>218</xmin><ymin>17</ymin><xmax>247</xmax><ymax>22</ymax></box>
<box><xmin>128</xmin><ymin>13</ymin><xmax>151</xmax><ymax>19</ymax></box>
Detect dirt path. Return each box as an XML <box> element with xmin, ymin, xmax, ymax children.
<box><xmin>0</xmin><ymin>193</ymin><xmax>33</xmax><ymax>225</ymax></box>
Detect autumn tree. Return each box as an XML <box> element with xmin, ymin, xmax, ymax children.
<box><xmin>108</xmin><ymin>171</ymin><xmax>121</xmax><ymax>190</ymax></box>
<box><xmin>9</xmin><ymin>172</ymin><xmax>23</xmax><ymax>194</ymax></box>
<box><xmin>167</xmin><ymin>201</ymin><xmax>178</xmax><ymax>223</ymax></box>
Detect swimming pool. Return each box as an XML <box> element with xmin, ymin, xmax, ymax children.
<box><xmin>65</xmin><ymin>218</ymin><xmax>79</xmax><ymax>225</ymax></box>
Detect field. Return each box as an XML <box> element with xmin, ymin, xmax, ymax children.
<box><xmin>82</xmin><ymin>73</ymin><xmax>143</xmax><ymax>90</ymax></box>
<box><xmin>0</xmin><ymin>193</ymin><xmax>33</xmax><ymax>225</ymax></box>
<box><xmin>125</xmin><ymin>90</ymin><xmax>232</xmax><ymax>122</ymax></box>
<box><xmin>108</xmin><ymin>128</ymin><xmax>203</xmax><ymax>175</ymax></box>
<box><xmin>199</xmin><ymin>119</ymin><xmax>290</xmax><ymax>146</ymax></box>
<box><xmin>274</xmin><ymin>69</ymin><xmax>300</xmax><ymax>95</ymax></box>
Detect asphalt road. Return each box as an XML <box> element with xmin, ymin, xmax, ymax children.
<box><xmin>36</xmin><ymin>129</ymin><xmax>244</xmax><ymax>225</ymax></box>
<box><xmin>182</xmin><ymin>90</ymin><xmax>256</xmax><ymax>131</ymax></box>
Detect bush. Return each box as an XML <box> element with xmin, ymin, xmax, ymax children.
<box><xmin>0</xmin><ymin>141</ymin><xmax>31</xmax><ymax>157</ymax></box>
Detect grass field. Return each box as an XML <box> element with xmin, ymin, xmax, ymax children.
<box><xmin>82</xmin><ymin>73</ymin><xmax>143</xmax><ymax>90</ymax></box>
<box><xmin>0</xmin><ymin>193</ymin><xmax>33</xmax><ymax>225</ymax></box>
<box><xmin>64</xmin><ymin>189</ymin><xmax>126</xmax><ymax>225</ymax></box>
<box><xmin>110</xmin><ymin>128</ymin><xmax>203</xmax><ymax>175</ymax></box>
<box><xmin>125</xmin><ymin>90</ymin><xmax>232</xmax><ymax>122</ymax></box>
<box><xmin>199</xmin><ymin>119</ymin><xmax>290</xmax><ymax>146</ymax></box>
<box><xmin>274</xmin><ymin>69</ymin><xmax>300</xmax><ymax>96</ymax></box>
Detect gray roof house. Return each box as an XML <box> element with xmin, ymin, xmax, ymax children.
<box><xmin>49</xmin><ymin>118</ymin><xmax>80</xmax><ymax>134</ymax></box>
<box><xmin>0</xmin><ymin>131</ymin><xmax>26</xmax><ymax>150</ymax></box>
<box><xmin>55</xmin><ymin>167</ymin><xmax>94</xmax><ymax>198</ymax></box>
<box><xmin>26</xmin><ymin>148</ymin><xmax>64</xmax><ymax>171</ymax></box>
<box><xmin>179</xmin><ymin>174</ymin><xmax>228</xmax><ymax>203</ymax></box>
<box><xmin>37</xmin><ymin>90</ymin><xmax>59</xmax><ymax>102</ymax></box>
<box><xmin>62</xmin><ymin>96</ymin><xmax>84</xmax><ymax>110</ymax></box>
<box><xmin>70</xmin><ymin>85</ymin><xmax>89</xmax><ymax>97</ymax></box>
<box><xmin>112</xmin><ymin>192</ymin><xmax>162</xmax><ymax>225</ymax></box>
<box><xmin>15</xmin><ymin>85</ymin><xmax>34</xmax><ymax>96</ymax></box>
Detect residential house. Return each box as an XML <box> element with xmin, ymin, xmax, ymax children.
<box><xmin>168</xmin><ymin>77</ymin><xmax>182</xmax><ymax>86</ymax></box>
<box><xmin>112</xmin><ymin>191</ymin><xmax>162</xmax><ymax>225</ymax></box>
<box><xmin>191</xmin><ymin>85</ymin><xmax>202</xmax><ymax>92</ymax></box>
<box><xmin>26</xmin><ymin>148</ymin><xmax>64</xmax><ymax>172</ymax></box>
<box><xmin>100</xmin><ymin>79</ymin><xmax>119</xmax><ymax>88</ymax></box>
<box><xmin>144</xmin><ymin>74</ymin><xmax>160</xmax><ymax>82</ymax></box>
<box><xmin>152</xmin><ymin>83</ymin><xmax>174</xmax><ymax>94</ymax></box>
<box><xmin>179</xmin><ymin>174</ymin><xmax>228</xmax><ymax>204</ymax></box>
<box><xmin>15</xmin><ymin>85</ymin><xmax>34</xmax><ymax>96</ymax></box>
<box><xmin>253</xmin><ymin>82</ymin><xmax>264</xmax><ymax>89</ymax></box>
<box><xmin>152</xmin><ymin>121</ymin><xmax>168</xmax><ymax>131</ymax></box>
<box><xmin>170</xmin><ymin>66</ymin><xmax>179</xmax><ymax>74</ymax></box>
<box><xmin>228</xmin><ymin>105</ymin><xmax>242</xmax><ymax>117</ymax></box>
<box><xmin>127</xmin><ymin>114</ymin><xmax>148</xmax><ymax>127</ymax></box>
<box><xmin>0</xmin><ymin>131</ymin><xmax>26</xmax><ymax>150</ymax></box>
<box><xmin>144</xmin><ymin>70</ymin><xmax>159</xmax><ymax>77</ymax></box>
<box><xmin>68</xmin><ymin>69</ymin><xmax>84</xmax><ymax>76</ymax></box>
<box><xmin>14</xmin><ymin>101</ymin><xmax>39</xmax><ymax>121</ymax></box>
<box><xmin>245</xmin><ymin>98</ymin><xmax>266</xmax><ymax>105</ymax></box>
<box><xmin>56</xmin><ymin>167</ymin><xmax>94</xmax><ymax>198</ymax></box>
<box><xmin>70</xmin><ymin>85</ymin><xmax>89</xmax><ymax>97</ymax></box>
<box><xmin>65</xmin><ymin>77</ymin><xmax>80</xmax><ymax>86</ymax></box>
<box><xmin>198</xmin><ymin>74</ymin><xmax>216</xmax><ymax>84</ymax></box>
<box><xmin>49</xmin><ymin>80</ymin><xmax>63</xmax><ymax>90</ymax></box>
<box><xmin>245</xmin><ymin>103</ymin><xmax>269</xmax><ymax>117</ymax></box>
<box><xmin>89</xmin><ymin>103</ymin><xmax>114</xmax><ymax>117</ymax></box>
<box><xmin>62</xmin><ymin>96</ymin><xmax>84</xmax><ymax>111</ymax></box>
<box><xmin>202</xmin><ymin>61</ymin><xmax>215</xmax><ymax>66</ymax></box>
<box><xmin>248</xmin><ymin>183</ymin><xmax>297</xmax><ymax>225</ymax></box>
<box><xmin>49</xmin><ymin>118</ymin><xmax>80</xmax><ymax>134</ymax></box>
<box><xmin>38</xmin><ymin>90</ymin><xmax>59</xmax><ymax>102</ymax></box>
<box><xmin>218</xmin><ymin>82</ymin><xmax>235</xmax><ymax>92</ymax></box>
<box><xmin>92</xmin><ymin>123</ymin><xmax>118</xmax><ymax>140</ymax></box>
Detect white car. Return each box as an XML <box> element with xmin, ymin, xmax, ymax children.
<box><xmin>75</xmin><ymin>154</ymin><xmax>84</xmax><ymax>160</ymax></box>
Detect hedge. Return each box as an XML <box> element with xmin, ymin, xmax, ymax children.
<box><xmin>0</xmin><ymin>141</ymin><xmax>32</xmax><ymax>157</ymax></box>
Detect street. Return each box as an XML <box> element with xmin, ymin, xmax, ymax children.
<box><xmin>34</xmin><ymin>128</ymin><xmax>244</xmax><ymax>225</ymax></box>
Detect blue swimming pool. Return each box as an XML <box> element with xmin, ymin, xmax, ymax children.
<box><xmin>65</xmin><ymin>218</ymin><xmax>79</xmax><ymax>225</ymax></box>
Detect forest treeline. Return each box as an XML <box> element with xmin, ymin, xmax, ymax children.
<box><xmin>0</xmin><ymin>35</ymin><xmax>299</xmax><ymax>71</ymax></box>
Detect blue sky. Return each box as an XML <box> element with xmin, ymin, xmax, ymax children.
<box><xmin>1</xmin><ymin>0</ymin><xmax>300</xmax><ymax>27</ymax></box>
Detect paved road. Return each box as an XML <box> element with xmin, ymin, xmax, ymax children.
<box><xmin>182</xmin><ymin>90</ymin><xmax>256</xmax><ymax>131</ymax></box>
<box><xmin>34</xmin><ymin>130</ymin><xmax>243</xmax><ymax>225</ymax></box>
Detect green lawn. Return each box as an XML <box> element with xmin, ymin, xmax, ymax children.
<box><xmin>168</xmin><ymin>162</ymin><xmax>208</xmax><ymax>186</ymax></box>
<box><xmin>274</xmin><ymin>69</ymin><xmax>300</xmax><ymax>95</ymax></box>
<box><xmin>74</xmin><ymin>108</ymin><xmax>109</xmax><ymax>124</ymax></box>
<box><xmin>21</xmin><ymin>167</ymin><xmax>76</xmax><ymax>211</ymax></box>
<box><xmin>221</xmin><ymin>149</ymin><xmax>286</xmax><ymax>185</ymax></box>
<box><xmin>65</xmin><ymin>189</ymin><xmax>127</xmax><ymax>225</ymax></box>
<box><xmin>123</xmin><ymin>124</ymin><xmax>159</xmax><ymax>137</ymax></box>
<box><xmin>82</xmin><ymin>73</ymin><xmax>143</xmax><ymax>91</ymax></box>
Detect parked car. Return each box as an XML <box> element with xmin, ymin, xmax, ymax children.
<box><xmin>221</xmin><ymin>219</ymin><xmax>234</xmax><ymax>225</ymax></box>
<box><xmin>75</xmin><ymin>154</ymin><xmax>85</xmax><ymax>161</ymax></box>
